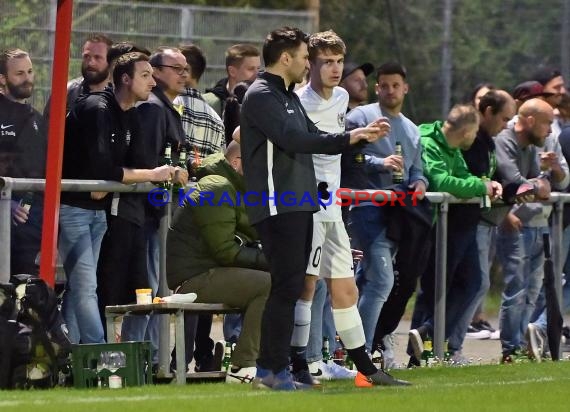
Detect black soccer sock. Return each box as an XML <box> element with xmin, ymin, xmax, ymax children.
<box><xmin>290</xmin><ymin>346</ymin><xmax>309</xmax><ymax>373</ymax></box>
<box><xmin>347</xmin><ymin>345</ymin><xmax>377</xmax><ymax>376</ymax></box>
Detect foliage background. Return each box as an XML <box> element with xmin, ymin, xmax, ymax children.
<box><xmin>1</xmin><ymin>0</ymin><xmax>568</xmax><ymax>123</ymax></box>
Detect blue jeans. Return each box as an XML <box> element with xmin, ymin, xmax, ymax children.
<box><xmin>349</xmin><ymin>206</ymin><xmax>395</xmax><ymax>351</ymax></box>
<box><xmin>59</xmin><ymin>205</ymin><xmax>106</xmax><ymax>344</ymax></box>
<box><xmin>471</xmin><ymin>224</ymin><xmax>496</xmax><ymax>315</ymax></box>
<box><xmin>411</xmin><ymin>224</ymin><xmax>482</xmax><ymax>353</ymax></box>
<box><xmin>497</xmin><ymin>226</ymin><xmax>546</xmax><ymax>353</ymax></box>
<box><xmin>223</xmin><ymin>314</ymin><xmax>243</xmax><ymax>341</ymax></box>
<box><xmin>306</xmin><ymin>278</ymin><xmax>337</xmax><ymax>362</ymax></box>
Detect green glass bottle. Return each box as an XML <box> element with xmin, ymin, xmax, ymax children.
<box><xmin>421</xmin><ymin>336</ymin><xmax>435</xmax><ymax>367</ymax></box>
<box><xmin>322</xmin><ymin>337</ymin><xmax>332</xmax><ymax>364</ymax></box>
<box><xmin>392</xmin><ymin>141</ymin><xmax>404</xmax><ymax>184</ymax></box>
<box><xmin>444</xmin><ymin>340</ymin><xmax>452</xmax><ymax>364</ymax></box>
<box><xmin>159</xmin><ymin>143</ymin><xmax>173</xmax><ymax>190</ymax></box>
<box><xmin>173</xmin><ymin>147</ymin><xmax>187</xmax><ymax>192</ymax></box>
<box><xmin>221</xmin><ymin>341</ymin><xmax>232</xmax><ymax>372</ymax></box>
<box><xmin>480</xmin><ymin>175</ymin><xmax>491</xmax><ymax>209</ymax></box>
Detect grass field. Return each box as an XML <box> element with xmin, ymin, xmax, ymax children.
<box><xmin>2</xmin><ymin>362</ymin><xmax>569</xmax><ymax>412</ymax></box>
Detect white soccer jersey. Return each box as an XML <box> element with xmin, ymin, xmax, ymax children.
<box><xmin>296</xmin><ymin>85</ymin><xmax>348</xmax><ymax>222</ymax></box>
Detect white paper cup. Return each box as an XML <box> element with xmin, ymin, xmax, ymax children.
<box><xmin>109</xmin><ymin>375</ymin><xmax>122</xmax><ymax>389</ymax></box>
<box><xmin>135</xmin><ymin>288</ymin><xmax>152</xmax><ymax>304</ymax></box>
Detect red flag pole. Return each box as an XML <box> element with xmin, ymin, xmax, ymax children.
<box><xmin>40</xmin><ymin>0</ymin><xmax>73</xmax><ymax>287</ymax></box>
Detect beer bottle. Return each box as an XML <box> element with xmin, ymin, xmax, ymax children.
<box><xmin>421</xmin><ymin>336</ymin><xmax>435</xmax><ymax>367</ymax></box>
<box><xmin>443</xmin><ymin>340</ymin><xmax>452</xmax><ymax>364</ymax></box>
<box><xmin>333</xmin><ymin>335</ymin><xmax>345</xmax><ymax>366</ymax></box>
<box><xmin>221</xmin><ymin>341</ymin><xmax>232</xmax><ymax>372</ymax></box>
<box><xmin>480</xmin><ymin>175</ymin><xmax>491</xmax><ymax>209</ymax></box>
<box><xmin>159</xmin><ymin>143</ymin><xmax>173</xmax><ymax>190</ymax></box>
<box><xmin>322</xmin><ymin>337</ymin><xmax>332</xmax><ymax>364</ymax></box>
<box><xmin>173</xmin><ymin>147</ymin><xmax>187</xmax><ymax>192</ymax></box>
<box><xmin>392</xmin><ymin>141</ymin><xmax>404</xmax><ymax>184</ymax></box>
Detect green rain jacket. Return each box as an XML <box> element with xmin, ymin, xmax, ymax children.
<box><xmin>166</xmin><ymin>152</ymin><xmax>268</xmax><ymax>290</ymax></box>
<box><xmin>420</xmin><ymin>121</ymin><xmax>487</xmax><ymax>198</ymax></box>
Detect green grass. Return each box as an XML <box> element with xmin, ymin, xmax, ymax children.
<box><xmin>2</xmin><ymin>363</ymin><xmax>570</xmax><ymax>412</ymax></box>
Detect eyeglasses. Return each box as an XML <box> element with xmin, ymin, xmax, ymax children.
<box><xmin>155</xmin><ymin>64</ymin><xmax>190</xmax><ymax>76</ymax></box>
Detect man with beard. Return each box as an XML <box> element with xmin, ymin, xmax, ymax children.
<box><xmin>240</xmin><ymin>26</ymin><xmax>390</xmax><ymax>390</ymax></box>
<box><xmin>0</xmin><ymin>48</ymin><xmax>47</xmax><ymax>277</ymax></box>
<box><xmin>44</xmin><ymin>33</ymin><xmax>113</xmax><ymax>118</ymax></box>
<box><xmin>493</xmin><ymin>98</ymin><xmax>567</xmax><ymax>363</ymax></box>
<box><xmin>345</xmin><ymin>62</ymin><xmax>428</xmax><ymax>359</ymax></box>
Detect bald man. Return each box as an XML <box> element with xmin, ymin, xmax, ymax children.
<box><xmin>494</xmin><ymin>98</ymin><xmax>568</xmax><ymax>363</ymax></box>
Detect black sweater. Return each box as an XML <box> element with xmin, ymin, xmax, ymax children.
<box><xmin>240</xmin><ymin>71</ymin><xmax>350</xmax><ymax>225</ymax></box>
<box><xmin>61</xmin><ymin>90</ymin><xmax>143</xmax><ymax>210</ymax></box>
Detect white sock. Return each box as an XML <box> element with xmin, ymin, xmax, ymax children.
<box><xmin>333</xmin><ymin>305</ymin><xmax>365</xmax><ymax>349</ymax></box>
<box><xmin>290</xmin><ymin>299</ymin><xmax>312</xmax><ymax>347</ymax></box>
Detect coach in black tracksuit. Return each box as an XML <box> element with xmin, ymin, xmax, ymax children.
<box><xmin>240</xmin><ymin>28</ymin><xmax>387</xmax><ymax>383</ymax></box>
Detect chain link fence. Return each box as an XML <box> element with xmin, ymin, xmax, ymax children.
<box><xmin>0</xmin><ymin>0</ymin><xmax>316</xmax><ymax>111</ymax></box>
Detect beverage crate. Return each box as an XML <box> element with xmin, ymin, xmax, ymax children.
<box><xmin>71</xmin><ymin>341</ymin><xmax>153</xmax><ymax>388</ymax></box>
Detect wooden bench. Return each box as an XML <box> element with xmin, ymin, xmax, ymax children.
<box><xmin>105</xmin><ymin>302</ymin><xmax>241</xmax><ymax>385</ymax></box>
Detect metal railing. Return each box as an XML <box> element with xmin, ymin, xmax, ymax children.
<box><xmin>1</xmin><ymin>177</ymin><xmax>568</xmax><ymax>363</ymax></box>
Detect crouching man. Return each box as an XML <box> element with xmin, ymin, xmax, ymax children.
<box><xmin>166</xmin><ymin>141</ymin><xmax>270</xmax><ymax>383</ymax></box>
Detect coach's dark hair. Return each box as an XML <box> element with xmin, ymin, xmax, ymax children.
<box><xmin>262</xmin><ymin>26</ymin><xmax>309</xmax><ymax>67</ymax></box>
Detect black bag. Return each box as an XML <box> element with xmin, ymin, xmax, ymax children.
<box><xmin>0</xmin><ymin>275</ymin><xmax>72</xmax><ymax>389</ymax></box>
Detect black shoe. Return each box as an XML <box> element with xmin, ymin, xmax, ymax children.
<box><xmin>473</xmin><ymin>319</ymin><xmax>496</xmax><ymax>333</ymax></box>
<box><xmin>407</xmin><ymin>355</ymin><xmax>421</xmax><ymax>369</ymax></box>
<box><xmin>292</xmin><ymin>368</ymin><xmax>321</xmax><ymax>387</ymax></box>
<box><xmin>357</xmin><ymin>369</ymin><xmax>411</xmax><ymax>387</ymax></box>
<box><xmin>194</xmin><ymin>353</ymin><xmax>215</xmax><ymax>372</ymax></box>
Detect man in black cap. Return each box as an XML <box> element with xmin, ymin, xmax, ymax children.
<box><xmin>512</xmin><ymin>80</ymin><xmax>554</xmax><ymax>109</ymax></box>
<box><xmin>340</xmin><ymin>61</ymin><xmax>373</xmax><ymax>112</ymax></box>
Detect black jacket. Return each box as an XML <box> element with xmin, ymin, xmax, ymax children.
<box><xmin>136</xmin><ymin>84</ymin><xmax>185</xmax><ymax>223</ymax></box>
<box><xmin>240</xmin><ymin>71</ymin><xmax>350</xmax><ymax>225</ymax></box>
<box><xmin>61</xmin><ymin>90</ymin><xmax>143</xmax><ymax>210</ymax></box>
<box><xmin>0</xmin><ymin>94</ymin><xmax>47</xmax><ymax>180</ymax></box>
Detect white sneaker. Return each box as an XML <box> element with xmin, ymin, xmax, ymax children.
<box><xmin>225</xmin><ymin>366</ymin><xmax>256</xmax><ymax>384</ymax></box>
<box><xmin>465</xmin><ymin>329</ymin><xmax>491</xmax><ymax>339</ymax></box>
<box><xmin>526</xmin><ymin>323</ymin><xmax>546</xmax><ymax>362</ymax></box>
<box><xmin>489</xmin><ymin>329</ymin><xmax>500</xmax><ymax>340</ymax></box>
<box><xmin>308</xmin><ymin>360</ymin><xmax>356</xmax><ymax>380</ymax></box>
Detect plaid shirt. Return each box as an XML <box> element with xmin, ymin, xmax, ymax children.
<box><xmin>174</xmin><ymin>87</ymin><xmax>225</xmax><ymax>161</ymax></box>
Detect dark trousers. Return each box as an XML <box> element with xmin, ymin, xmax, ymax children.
<box><xmin>97</xmin><ymin>216</ymin><xmax>148</xmax><ymax>332</ymax></box>
<box><xmin>255</xmin><ymin>211</ymin><xmax>313</xmax><ymax>373</ymax></box>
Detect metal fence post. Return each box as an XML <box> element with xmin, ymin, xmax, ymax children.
<box><xmin>433</xmin><ymin>197</ymin><xmax>448</xmax><ymax>361</ymax></box>
<box><xmin>157</xmin><ymin>190</ymin><xmax>172</xmax><ymax>377</ymax></box>
<box><xmin>0</xmin><ymin>178</ymin><xmax>12</xmax><ymax>283</ymax></box>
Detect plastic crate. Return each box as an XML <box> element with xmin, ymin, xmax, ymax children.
<box><xmin>71</xmin><ymin>341</ymin><xmax>153</xmax><ymax>388</ymax></box>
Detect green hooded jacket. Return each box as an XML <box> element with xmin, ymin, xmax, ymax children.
<box><xmin>166</xmin><ymin>152</ymin><xmax>267</xmax><ymax>290</ymax></box>
<box><xmin>420</xmin><ymin>121</ymin><xmax>487</xmax><ymax>198</ymax></box>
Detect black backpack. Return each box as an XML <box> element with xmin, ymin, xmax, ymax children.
<box><xmin>0</xmin><ymin>275</ymin><xmax>72</xmax><ymax>389</ymax></box>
